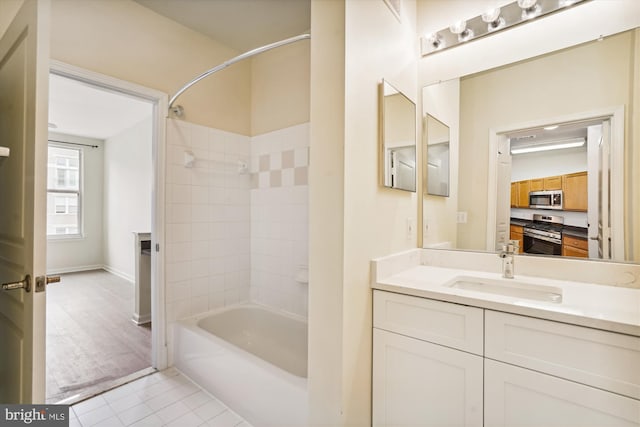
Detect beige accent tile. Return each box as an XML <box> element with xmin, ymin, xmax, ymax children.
<box><xmin>259</xmin><ymin>155</ymin><xmax>270</xmax><ymax>172</ymax></box>
<box><xmin>270</xmin><ymin>170</ymin><xmax>282</xmax><ymax>187</ymax></box>
<box><xmin>294</xmin><ymin>166</ymin><xmax>308</xmax><ymax>186</ymax></box>
<box><xmin>282</xmin><ymin>150</ymin><xmax>295</xmax><ymax>168</ymax></box>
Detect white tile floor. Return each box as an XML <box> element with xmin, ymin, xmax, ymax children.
<box><xmin>69</xmin><ymin>368</ymin><xmax>252</xmax><ymax>427</ymax></box>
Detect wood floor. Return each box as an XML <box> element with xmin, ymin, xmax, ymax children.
<box><xmin>46</xmin><ymin>270</ymin><xmax>151</xmax><ymax>403</ymax></box>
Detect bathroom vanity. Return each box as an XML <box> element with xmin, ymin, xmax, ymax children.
<box><xmin>371</xmin><ymin>249</ymin><xmax>640</xmax><ymax>427</ymax></box>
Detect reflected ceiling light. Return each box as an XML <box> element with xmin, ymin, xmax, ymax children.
<box><xmin>511</xmin><ymin>137</ymin><xmax>585</xmax><ymax>154</ymax></box>
<box><xmin>421</xmin><ymin>0</ymin><xmax>589</xmax><ymax>57</ymax></box>
<box><xmin>482</xmin><ymin>8</ymin><xmax>505</xmax><ymax>32</ymax></box>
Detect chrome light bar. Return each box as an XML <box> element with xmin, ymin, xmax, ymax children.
<box><xmin>421</xmin><ymin>0</ymin><xmax>589</xmax><ymax>57</ymax></box>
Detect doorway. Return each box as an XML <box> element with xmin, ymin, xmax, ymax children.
<box><xmin>489</xmin><ymin>107</ymin><xmax>625</xmax><ymax>261</ymax></box>
<box><xmin>45</xmin><ymin>62</ymin><xmax>167</xmax><ymax>403</ymax></box>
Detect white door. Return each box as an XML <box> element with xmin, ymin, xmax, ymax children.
<box><xmin>372</xmin><ymin>328</ymin><xmax>483</xmax><ymax>427</ymax></box>
<box><xmin>597</xmin><ymin>119</ymin><xmax>612</xmax><ymax>259</ymax></box>
<box><xmin>0</xmin><ymin>0</ymin><xmax>50</xmax><ymax>404</ymax></box>
<box><xmin>586</xmin><ymin>124</ymin><xmax>602</xmax><ymax>258</ymax></box>
<box><xmin>495</xmin><ymin>135</ymin><xmax>512</xmax><ymax>250</ymax></box>
<box><xmin>485</xmin><ymin>359</ymin><xmax>640</xmax><ymax>427</ymax></box>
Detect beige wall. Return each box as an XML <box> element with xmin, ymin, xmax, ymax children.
<box><xmin>251</xmin><ymin>40</ymin><xmax>310</xmax><ymax>135</ymax></box>
<box><xmin>0</xmin><ymin>0</ymin><xmax>23</xmax><ymax>37</ymax></box>
<box><xmin>309</xmin><ymin>0</ymin><xmax>418</xmax><ymax>424</ymax></box>
<box><xmin>457</xmin><ymin>31</ymin><xmax>636</xmax><ymax>252</ymax></box>
<box><xmin>2</xmin><ymin>0</ymin><xmax>309</xmax><ymax>136</ymax></box>
<box><xmin>49</xmin><ymin>0</ymin><xmax>251</xmax><ymax>135</ymax></box>
<box><xmin>422</xmin><ymin>79</ymin><xmax>459</xmax><ymax>248</ymax></box>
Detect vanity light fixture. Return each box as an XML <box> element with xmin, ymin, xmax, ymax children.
<box><xmin>510</xmin><ymin>137</ymin><xmax>585</xmax><ymax>154</ymax></box>
<box><xmin>543</xmin><ymin>125</ymin><xmax>559</xmax><ymax>130</ymax></box>
<box><xmin>421</xmin><ymin>0</ymin><xmax>589</xmax><ymax>56</ymax></box>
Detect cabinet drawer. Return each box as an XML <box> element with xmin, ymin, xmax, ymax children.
<box><xmin>485</xmin><ymin>311</ymin><xmax>640</xmax><ymax>399</ymax></box>
<box><xmin>373</xmin><ymin>290</ymin><xmax>483</xmax><ymax>355</ymax></box>
<box><xmin>563</xmin><ymin>234</ymin><xmax>588</xmax><ymax>250</ymax></box>
<box><xmin>509</xmin><ymin>224</ymin><xmax>523</xmax><ymax>234</ymax></box>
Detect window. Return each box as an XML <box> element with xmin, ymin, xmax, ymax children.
<box><xmin>47</xmin><ymin>146</ymin><xmax>81</xmax><ymax>237</ymax></box>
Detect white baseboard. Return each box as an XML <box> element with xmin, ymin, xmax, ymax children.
<box><xmin>103</xmin><ymin>265</ymin><xmax>135</xmax><ymax>284</ymax></box>
<box><xmin>46</xmin><ymin>264</ymin><xmax>104</xmax><ymax>275</ymax></box>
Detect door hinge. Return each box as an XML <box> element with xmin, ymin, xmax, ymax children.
<box><xmin>156</xmin><ymin>243</ymin><xmax>160</xmax><ymax>252</ymax></box>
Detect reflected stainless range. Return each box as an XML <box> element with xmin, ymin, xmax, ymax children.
<box><xmin>523</xmin><ymin>214</ymin><xmax>564</xmax><ymax>255</ymax></box>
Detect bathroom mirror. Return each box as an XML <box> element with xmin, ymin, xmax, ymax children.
<box><xmin>380</xmin><ymin>79</ymin><xmax>416</xmax><ymax>192</ymax></box>
<box><xmin>420</xmin><ymin>23</ymin><xmax>640</xmax><ymax>263</ymax></box>
<box><xmin>424</xmin><ymin>114</ymin><xmax>450</xmax><ymax>197</ymax></box>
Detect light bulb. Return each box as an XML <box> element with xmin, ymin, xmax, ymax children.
<box><xmin>481</xmin><ymin>8</ymin><xmax>501</xmax><ymax>23</ymax></box>
<box><xmin>517</xmin><ymin>0</ymin><xmax>537</xmax><ymax>8</ymax></box>
<box><xmin>449</xmin><ymin>20</ymin><xmax>467</xmax><ymax>34</ymax></box>
<box><xmin>482</xmin><ymin>7</ymin><xmax>505</xmax><ymax>31</ymax></box>
<box><xmin>425</xmin><ymin>33</ymin><xmax>444</xmax><ymax>49</ymax></box>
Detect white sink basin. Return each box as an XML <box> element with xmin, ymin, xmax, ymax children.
<box><xmin>444</xmin><ymin>276</ymin><xmax>563</xmax><ymax>303</ymax></box>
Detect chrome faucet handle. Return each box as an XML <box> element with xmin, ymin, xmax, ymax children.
<box><xmin>508</xmin><ymin>239</ymin><xmax>520</xmax><ymax>252</ymax></box>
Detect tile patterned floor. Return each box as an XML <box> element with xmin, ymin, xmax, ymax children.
<box><xmin>70</xmin><ymin>368</ymin><xmax>252</xmax><ymax>427</ymax></box>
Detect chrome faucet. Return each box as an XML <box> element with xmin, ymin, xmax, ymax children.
<box><xmin>498</xmin><ymin>240</ymin><xmax>519</xmax><ymax>279</ymax></box>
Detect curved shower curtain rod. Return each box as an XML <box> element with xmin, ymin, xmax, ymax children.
<box><xmin>168</xmin><ymin>33</ymin><xmax>311</xmax><ymax>116</ymax></box>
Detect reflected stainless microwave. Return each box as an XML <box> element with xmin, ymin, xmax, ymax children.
<box><xmin>529</xmin><ymin>190</ymin><xmax>563</xmax><ymax>210</ymax></box>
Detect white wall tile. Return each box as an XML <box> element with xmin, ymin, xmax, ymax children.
<box><xmin>165</xmin><ymin>121</ymin><xmax>308</xmax><ymax>324</ymax></box>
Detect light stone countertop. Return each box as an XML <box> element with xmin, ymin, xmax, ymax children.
<box><xmin>372</xmin><ymin>255</ymin><xmax>640</xmax><ymax>337</ymax></box>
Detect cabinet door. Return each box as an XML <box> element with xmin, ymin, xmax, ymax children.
<box><xmin>544</xmin><ymin>175</ymin><xmax>563</xmax><ymax>190</ymax></box>
<box><xmin>530</xmin><ymin>178</ymin><xmax>543</xmax><ymax>192</ymax></box>
<box><xmin>510</xmin><ymin>183</ymin><xmax>517</xmax><ymax>207</ymax></box>
<box><xmin>516</xmin><ymin>181</ymin><xmax>530</xmax><ymax>208</ymax></box>
<box><xmin>373</xmin><ymin>328</ymin><xmax>483</xmax><ymax>427</ymax></box>
<box><xmin>563</xmin><ymin>172</ymin><xmax>588</xmax><ymax>211</ymax></box>
<box><xmin>485</xmin><ymin>359</ymin><xmax>640</xmax><ymax>427</ymax></box>
<box><xmin>562</xmin><ymin>244</ymin><xmax>588</xmax><ymax>257</ymax></box>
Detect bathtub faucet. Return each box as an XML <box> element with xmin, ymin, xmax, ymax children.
<box><xmin>498</xmin><ymin>240</ymin><xmax>519</xmax><ymax>279</ymax></box>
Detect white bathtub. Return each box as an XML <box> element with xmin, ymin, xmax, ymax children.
<box><xmin>173</xmin><ymin>304</ymin><xmax>308</xmax><ymax>427</ymax></box>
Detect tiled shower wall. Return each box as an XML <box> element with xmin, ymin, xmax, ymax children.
<box><xmin>165</xmin><ymin>119</ymin><xmax>251</xmax><ymax>323</ymax></box>
<box><xmin>250</xmin><ymin>123</ymin><xmax>309</xmax><ymax>317</ymax></box>
<box><xmin>164</xmin><ymin>120</ymin><xmax>309</xmax><ymax>323</ymax></box>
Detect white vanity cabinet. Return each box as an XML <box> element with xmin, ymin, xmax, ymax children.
<box><xmin>372</xmin><ymin>290</ymin><xmax>484</xmax><ymax>427</ymax></box>
<box><xmin>485</xmin><ymin>360</ymin><xmax>640</xmax><ymax>427</ymax></box>
<box><xmin>372</xmin><ymin>290</ymin><xmax>640</xmax><ymax>427</ymax></box>
<box><xmin>484</xmin><ymin>311</ymin><xmax>640</xmax><ymax>427</ymax></box>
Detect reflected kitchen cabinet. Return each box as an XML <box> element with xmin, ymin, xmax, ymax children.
<box><xmin>509</xmin><ymin>225</ymin><xmax>523</xmax><ymax>254</ymax></box>
<box><xmin>563</xmin><ymin>172</ymin><xmax>588</xmax><ymax>211</ymax></box>
<box><xmin>530</xmin><ymin>176</ymin><xmax>562</xmax><ymax>192</ymax></box>
<box><xmin>510</xmin><ymin>180</ymin><xmax>530</xmax><ymax>208</ymax></box>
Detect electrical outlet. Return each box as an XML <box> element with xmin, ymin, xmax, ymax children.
<box><xmin>406</xmin><ymin>218</ymin><xmax>415</xmax><ymax>239</ymax></box>
<box><xmin>457</xmin><ymin>211</ymin><xmax>468</xmax><ymax>224</ymax></box>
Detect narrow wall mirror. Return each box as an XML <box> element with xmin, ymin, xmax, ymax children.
<box><xmin>424</xmin><ymin>114</ymin><xmax>450</xmax><ymax>197</ymax></box>
<box><xmin>380</xmin><ymin>79</ymin><xmax>416</xmax><ymax>192</ymax></box>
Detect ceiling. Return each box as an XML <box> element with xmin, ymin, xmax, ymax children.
<box><xmin>134</xmin><ymin>0</ymin><xmax>311</xmax><ymax>52</ymax></box>
<box><xmin>48</xmin><ymin>0</ymin><xmax>310</xmax><ymax>140</ymax></box>
<box><xmin>48</xmin><ymin>74</ymin><xmax>153</xmax><ymax>140</ymax></box>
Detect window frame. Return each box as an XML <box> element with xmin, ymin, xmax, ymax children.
<box><xmin>47</xmin><ymin>143</ymin><xmax>83</xmax><ymax>240</ymax></box>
